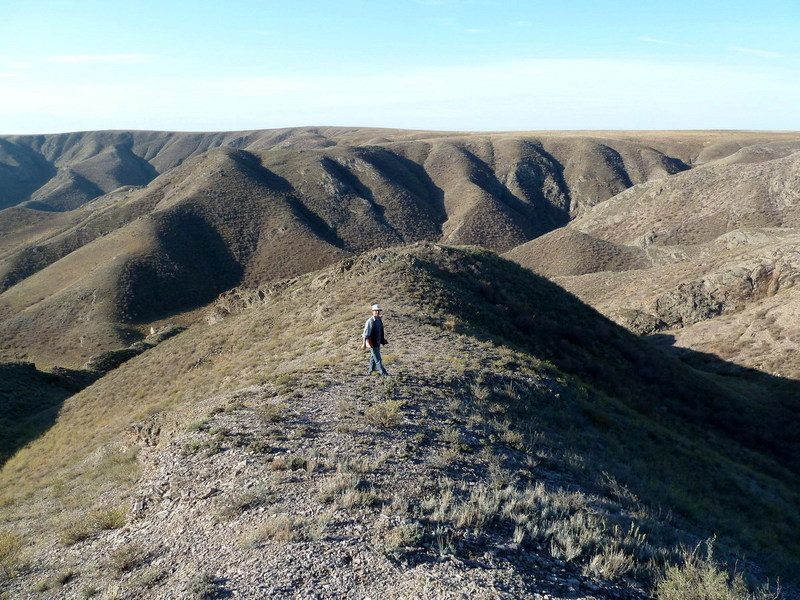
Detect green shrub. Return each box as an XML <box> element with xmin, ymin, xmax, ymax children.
<box><xmin>189</xmin><ymin>419</ymin><xmax>210</xmax><ymax>432</ymax></box>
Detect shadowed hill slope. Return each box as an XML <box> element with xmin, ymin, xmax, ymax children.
<box><xmin>0</xmin><ymin>362</ymin><xmax>97</xmax><ymax>465</ymax></box>
<box><xmin>1</xmin><ymin>245</ymin><xmax>797</xmax><ymax>598</ymax></box>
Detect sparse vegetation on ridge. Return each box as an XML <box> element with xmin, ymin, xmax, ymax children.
<box><xmin>0</xmin><ymin>243</ymin><xmax>797</xmax><ymax>598</ymax></box>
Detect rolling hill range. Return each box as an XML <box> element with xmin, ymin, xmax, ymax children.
<box><xmin>2</xmin><ymin>128</ymin><xmax>800</xmax><ymax>598</ymax></box>
<box><xmin>1</xmin><ymin>128</ymin><xmax>799</xmax><ymax>369</ymax></box>
<box><xmin>1</xmin><ymin>245</ymin><xmax>798</xmax><ymax>598</ymax></box>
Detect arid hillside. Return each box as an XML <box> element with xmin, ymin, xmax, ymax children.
<box><xmin>506</xmin><ymin>140</ymin><xmax>800</xmax><ymax>379</ymax></box>
<box><xmin>2</xmin><ymin>128</ymin><xmax>800</xmax><ymax>599</ymax></box>
<box><xmin>1</xmin><ymin>245</ymin><xmax>797</xmax><ymax>599</ymax></box>
<box><xmin>1</xmin><ymin>128</ymin><xmax>798</xmax><ymax>368</ymax></box>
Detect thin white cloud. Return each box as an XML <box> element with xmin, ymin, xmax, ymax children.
<box><xmin>465</xmin><ymin>28</ymin><xmax>488</xmax><ymax>34</ymax></box>
<box><xmin>728</xmin><ymin>46</ymin><xmax>782</xmax><ymax>58</ymax></box>
<box><xmin>0</xmin><ymin>57</ymin><xmax>32</xmax><ymax>70</ymax></box>
<box><xmin>434</xmin><ymin>18</ymin><xmax>458</xmax><ymax>27</ymax></box>
<box><xmin>42</xmin><ymin>54</ymin><xmax>156</xmax><ymax>64</ymax></box>
<box><xmin>638</xmin><ymin>36</ymin><xmax>694</xmax><ymax>48</ymax></box>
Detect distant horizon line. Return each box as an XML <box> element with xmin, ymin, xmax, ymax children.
<box><xmin>3</xmin><ymin>125</ymin><xmax>800</xmax><ymax>137</ymax></box>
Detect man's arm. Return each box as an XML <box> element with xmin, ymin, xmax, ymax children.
<box><xmin>361</xmin><ymin>319</ymin><xmax>373</xmax><ymax>349</ymax></box>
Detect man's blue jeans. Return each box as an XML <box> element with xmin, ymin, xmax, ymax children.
<box><xmin>369</xmin><ymin>345</ymin><xmax>389</xmax><ymax>375</ymax></box>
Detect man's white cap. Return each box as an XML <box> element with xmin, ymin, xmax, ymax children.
<box><xmin>371</xmin><ymin>304</ymin><xmax>382</xmax><ymax>311</ymax></box>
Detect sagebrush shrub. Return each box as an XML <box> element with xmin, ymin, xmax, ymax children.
<box><xmin>657</xmin><ymin>540</ymin><xmax>779</xmax><ymax>600</ymax></box>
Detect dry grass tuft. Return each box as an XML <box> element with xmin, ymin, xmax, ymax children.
<box><xmin>0</xmin><ymin>533</ymin><xmax>24</xmax><ymax>581</ymax></box>
<box><xmin>364</xmin><ymin>400</ymin><xmax>404</xmax><ymax>428</ymax></box>
<box><xmin>378</xmin><ymin>523</ymin><xmax>424</xmax><ymax>556</ymax></box>
<box><xmin>243</xmin><ymin>514</ymin><xmax>315</xmax><ymax>545</ymax></box>
<box><xmin>317</xmin><ymin>473</ymin><xmax>361</xmax><ymax>504</ymax></box>
<box><xmin>217</xmin><ymin>488</ymin><xmax>272</xmax><ymax>520</ymax></box>
<box><xmin>106</xmin><ymin>542</ymin><xmax>148</xmax><ymax>576</ymax></box>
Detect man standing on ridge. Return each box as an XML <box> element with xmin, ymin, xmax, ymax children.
<box><xmin>361</xmin><ymin>304</ymin><xmax>390</xmax><ymax>376</ymax></box>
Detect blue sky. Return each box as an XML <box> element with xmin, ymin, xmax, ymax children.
<box><xmin>1</xmin><ymin>0</ymin><xmax>799</xmax><ymax>134</ymax></box>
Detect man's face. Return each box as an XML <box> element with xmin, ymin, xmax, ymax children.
<box><xmin>372</xmin><ymin>310</ymin><xmax>381</xmax><ymax>318</ymax></box>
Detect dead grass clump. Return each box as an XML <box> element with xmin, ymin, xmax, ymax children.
<box><xmin>428</xmin><ymin>447</ymin><xmax>460</xmax><ymax>471</ymax></box>
<box><xmin>90</xmin><ymin>504</ymin><xmax>128</xmax><ymax>530</ymax></box>
<box><xmin>217</xmin><ymin>488</ymin><xmax>272</xmax><ymax>520</ymax></box>
<box><xmin>441</xmin><ymin>427</ymin><xmax>462</xmax><ymax>448</ymax></box>
<box><xmin>60</xmin><ymin>518</ymin><xmax>96</xmax><ymax>546</ymax></box>
<box><xmin>181</xmin><ymin>439</ymin><xmax>204</xmax><ymax>457</ymax></box>
<box><xmin>470</xmin><ymin>382</ymin><xmax>492</xmax><ymax>404</ymax></box>
<box><xmin>337</xmin><ymin>487</ymin><xmax>381</xmax><ymax>509</ymax></box>
<box><xmin>500</xmin><ymin>429</ymin><xmax>526</xmax><ymax>451</ymax></box>
<box><xmin>187</xmin><ymin>571</ymin><xmax>224</xmax><ymax>599</ymax></box>
<box><xmin>336</xmin><ymin>453</ymin><xmax>387</xmax><ymax>474</ymax></box>
<box><xmin>243</xmin><ymin>515</ymin><xmax>310</xmax><ymax>545</ymax></box>
<box><xmin>317</xmin><ymin>473</ymin><xmax>360</xmax><ymax>504</ymax></box>
<box><xmin>378</xmin><ymin>523</ymin><xmax>423</xmax><ymax>556</ymax></box>
<box><xmin>36</xmin><ymin>570</ymin><xmax>75</xmax><ymax>591</ymax></box>
<box><xmin>135</xmin><ymin>567</ymin><xmax>165</xmax><ymax>589</ymax></box>
<box><xmin>59</xmin><ymin>503</ymin><xmax>129</xmax><ymax>545</ymax></box>
<box><xmin>257</xmin><ymin>401</ymin><xmax>288</xmax><ymax>424</ymax></box>
<box><xmin>364</xmin><ymin>400</ymin><xmax>404</xmax><ymax>428</ymax></box>
<box><xmin>106</xmin><ymin>542</ymin><xmax>148</xmax><ymax>576</ymax></box>
<box><xmin>419</xmin><ymin>479</ymin><xmax>649</xmax><ymax>571</ymax></box>
<box><xmin>584</xmin><ymin>545</ymin><xmax>635</xmax><ymax>580</ymax></box>
<box><xmin>248</xmin><ymin>440</ymin><xmax>271</xmax><ymax>454</ymax></box>
<box><xmin>270</xmin><ymin>454</ymin><xmax>309</xmax><ymax>471</ymax></box>
<box><xmin>383</xmin><ymin>494</ymin><xmax>411</xmax><ymax>517</ymax></box>
<box><xmin>0</xmin><ymin>533</ymin><xmax>24</xmax><ymax>581</ymax></box>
